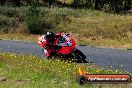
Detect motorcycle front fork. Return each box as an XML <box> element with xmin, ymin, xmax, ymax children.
<box><xmin>42</xmin><ymin>48</ymin><xmax>50</xmax><ymax>59</ymax></box>
<box><xmin>72</xmin><ymin>48</ymin><xmax>78</xmax><ymax>58</ymax></box>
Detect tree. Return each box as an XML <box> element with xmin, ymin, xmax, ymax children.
<box><xmin>0</xmin><ymin>0</ymin><xmax>5</xmax><ymax>5</ymax></box>
<box><xmin>124</xmin><ymin>0</ymin><xmax>132</xmax><ymax>12</ymax></box>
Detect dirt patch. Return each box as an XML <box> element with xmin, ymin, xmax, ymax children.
<box><xmin>0</xmin><ymin>77</ymin><xmax>6</xmax><ymax>82</ymax></box>
<box><xmin>127</xmin><ymin>83</ymin><xmax>132</xmax><ymax>88</ymax></box>
<box><xmin>15</xmin><ymin>79</ymin><xmax>30</xmax><ymax>84</ymax></box>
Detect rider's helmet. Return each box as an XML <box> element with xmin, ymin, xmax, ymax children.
<box><xmin>45</xmin><ymin>32</ymin><xmax>56</xmax><ymax>44</ymax></box>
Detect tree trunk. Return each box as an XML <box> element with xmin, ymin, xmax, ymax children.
<box><xmin>95</xmin><ymin>0</ymin><xmax>100</xmax><ymax>10</ymax></box>
<box><xmin>13</xmin><ymin>0</ymin><xmax>20</xmax><ymax>7</ymax></box>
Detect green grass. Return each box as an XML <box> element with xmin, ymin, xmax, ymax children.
<box><xmin>0</xmin><ymin>6</ymin><xmax>132</xmax><ymax>48</ymax></box>
<box><xmin>0</xmin><ymin>52</ymin><xmax>131</xmax><ymax>88</ymax></box>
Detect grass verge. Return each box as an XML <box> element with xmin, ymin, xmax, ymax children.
<box><xmin>0</xmin><ymin>33</ymin><xmax>132</xmax><ymax>49</ymax></box>
<box><xmin>0</xmin><ymin>33</ymin><xmax>38</xmax><ymax>42</ymax></box>
<box><xmin>0</xmin><ymin>52</ymin><xmax>131</xmax><ymax>88</ymax></box>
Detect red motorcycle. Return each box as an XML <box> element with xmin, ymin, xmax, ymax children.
<box><xmin>38</xmin><ymin>33</ymin><xmax>88</xmax><ymax>63</ymax></box>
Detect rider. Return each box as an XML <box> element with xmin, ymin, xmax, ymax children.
<box><xmin>38</xmin><ymin>31</ymin><xmax>72</xmax><ymax>59</ymax></box>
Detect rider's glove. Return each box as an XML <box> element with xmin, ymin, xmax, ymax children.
<box><xmin>66</xmin><ymin>41</ymin><xmax>72</xmax><ymax>46</ymax></box>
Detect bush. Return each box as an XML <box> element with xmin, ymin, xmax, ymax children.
<box><xmin>101</xmin><ymin>0</ymin><xmax>132</xmax><ymax>13</ymax></box>
<box><xmin>0</xmin><ymin>15</ymin><xmax>16</xmax><ymax>33</ymax></box>
<box><xmin>26</xmin><ymin>4</ymin><xmax>40</xmax><ymax>34</ymax></box>
<box><xmin>26</xmin><ymin>1</ymin><xmax>45</xmax><ymax>34</ymax></box>
<box><xmin>72</xmin><ymin>0</ymin><xmax>132</xmax><ymax>13</ymax></box>
<box><xmin>26</xmin><ymin>0</ymin><xmax>57</xmax><ymax>34</ymax></box>
<box><xmin>0</xmin><ymin>7</ymin><xmax>27</xmax><ymax>33</ymax></box>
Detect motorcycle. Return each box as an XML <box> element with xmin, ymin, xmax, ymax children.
<box><xmin>38</xmin><ymin>33</ymin><xmax>88</xmax><ymax>63</ymax></box>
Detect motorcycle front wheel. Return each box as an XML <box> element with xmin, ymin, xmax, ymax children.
<box><xmin>73</xmin><ymin>49</ymin><xmax>88</xmax><ymax>63</ymax></box>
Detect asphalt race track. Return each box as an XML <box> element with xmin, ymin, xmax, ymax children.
<box><xmin>0</xmin><ymin>40</ymin><xmax>132</xmax><ymax>73</ymax></box>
